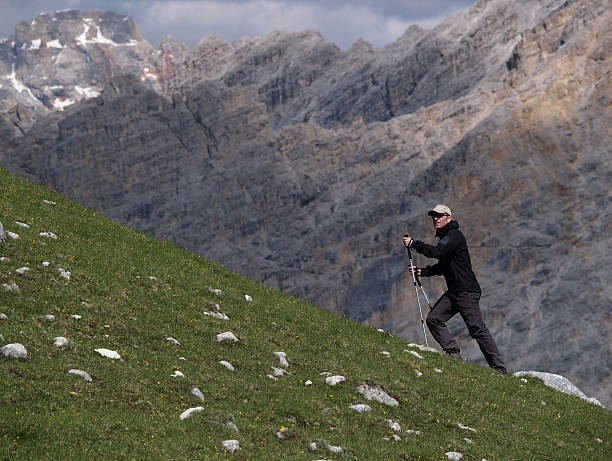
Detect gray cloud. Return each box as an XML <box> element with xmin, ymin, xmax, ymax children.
<box><xmin>0</xmin><ymin>0</ymin><xmax>474</xmax><ymax>49</ymax></box>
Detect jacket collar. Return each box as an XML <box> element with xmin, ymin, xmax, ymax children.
<box><xmin>436</xmin><ymin>219</ymin><xmax>459</xmax><ymax>238</ymax></box>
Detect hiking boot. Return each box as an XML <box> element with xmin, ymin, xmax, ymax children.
<box><xmin>445</xmin><ymin>350</ymin><xmax>462</xmax><ymax>360</ymax></box>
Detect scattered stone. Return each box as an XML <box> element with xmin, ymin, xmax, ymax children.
<box><xmin>209</xmin><ymin>288</ymin><xmax>223</xmax><ymax>295</ymax></box>
<box><xmin>407</xmin><ymin>343</ymin><xmax>439</xmax><ymax>353</ymax></box>
<box><xmin>203</xmin><ymin>308</ymin><xmax>229</xmax><ymax>320</ymax></box>
<box><xmin>463</xmin><ymin>438</ymin><xmax>473</xmax><ymax>444</ymax></box>
<box><xmin>171</xmin><ymin>370</ymin><xmax>184</xmax><ymax>377</ymax></box>
<box><xmin>383</xmin><ymin>434</ymin><xmax>402</xmax><ymax>441</ymax></box>
<box><xmin>415</xmin><ymin>371</ymin><xmax>423</xmax><ymax>377</ymax></box>
<box><xmin>305</xmin><ymin>380</ymin><xmax>313</xmax><ymax>386</ymax></box>
<box><xmin>42</xmin><ymin>261</ymin><xmax>50</xmax><ymax>267</ymax></box>
<box><xmin>220</xmin><ymin>361</ymin><xmax>234</xmax><ymax>371</ymax></box>
<box><xmin>406</xmin><ymin>350</ymin><xmax>424</xmax><ymax>359</ymax></box>
<box><xmin>541</xmin><ymin>400</ymin><xmax>547</xmax><ymax>406</ymax></box>
<box><xmin>595</xmin><ymin>437</ymin><xmax>603</xmax><ymax>443</ymax></box>
<box><xmin>190</xmin><ymin>388</ymin><xmax>205</xmax><ymax>401</ymax></box>
<box><xmin>53</xmin><ymin>337</ymin><xmax>71</xmax><ymax>348</ymax></box>
<box><xmin>325</xmin><ymin>375</ymin><xmax>346</xmax><ymax>386</ymax></box>
<box><xmin>513</xmin><ymin>371</ymin><xmax>604</xmax><ymax>407</ymax></box>
<box><xmin>7</xmin><ymin>231</ymin><xmax>19</xmax><ymax>240</ymax></box>
<box><xmin>274</xmin><ymin>351</ymin><xmax>289</xmax><ymax>367</ymax></box>
<box><xmin>1</xmin><ymin>343</ymin><xmax>27</xmax><ymax>358</ymax></box>
<box><xmin>39</xmin><ymin>232</ymin><xmax>58</xmax><ymax>239</ymax></box>
<box><xmin>59</xmin><ymin>269</ymin><xmax>71</xmax><ymax>280</ymax></box>
<box><xmin>43</xmin><ymin>314</ymin><xmax>55</xmax><ymax>321</ymax></box>
<box><xmin>222</xmin><ymin>440</ymin><xmax>240</xmax><ymax>453</ymax></box>
<box><xmin>244</xmin><ymin>294</ymin><xmax>252</xmax><ymax>302</ymax></box>
<box><xmin>357</xmin><ymin>383</ymin><xmax>399</xmax><ymax>407</ymax></box>
<box><xmin>434</xmin><ymin>368</ymin><xmax>443</xmax><ymax>373</ymax></box>
<box><xmin>405</xmin><ymin>429</ymin><xmax>422</xmax><ymax>435</ymax></box>
<box><xmin>386</xmin><ymin>419</ymin><xmax>401</xmax><ymax>432</ymax></box>
<box><xmin>68</xmin><ymin>369</ymin><xmax>92</xmax><ymax>382</ymax></box>
<box><xmin>459</xmin><ymin>424</ymin><xmax>476</xmax><ymax>433</ymax></box>
<box><xmin>215</xmin><ymin>332</ymin><xmax>238</xmax><ymax>343</ymax></box>
<box><xmin>15</xmin><ymin>267</ymin><xmax>30</xmax><ymax>275</ymax></box>
<box><xmin>350</xmin><ymin>404</ymin><xmax>371</xmax><ymax>412</ymax></box>
<box><xmin>308</xmin><ymin>442</ymin><xmax>317</xmax><ymax>451</ymax></box>
<box><xmin>15</xmin><ymin>222</ymin><xmax>29</xmax><ymax>228</ymax></box>
<box><xmin>178</xmin><ymin>356</ymin><xmax>186</xmax><ymax>361</ymax></box>
<box><xmin>43</xmin><ymin>200</ymin><xmax>56</xmax><ymax>205</ymax></box>
<box><xmin>381</xmin><ymin>351</ymin><xmax>391</xmax><ymax>357</ymax></box>
<box><xmin>267</xmin><ymin>374</ymin><xmax>278</xmax><ymax>380</ymax></box>
<box><xmin>166</xmin><ymin>337</ymin><xmax>181</xmax><ymax>345</ymax></box>
<box><xmin>0</xmin><ymin>313</ymin><xmax>7</xmax><ymax>320</ymax></box>
<box><xmin>271</xmin><ymin>366</ymin><xmax>286</xmax><ymax>377</ymax></box>
<box><xmin>179</xmin><ymin>406</ymin><xmax>204</xmax><ymax>420</ymax></box>
<box><xmin>2</xmin><ymin>282</ymin><xmax>19</xmax><ymax>292</ymax></box>
<box><xmin>95</xmin><ymin>348</ymin><xmax>121</xmax><ymax>360</ymax></box>
<box><xmin>71</xmin><ymin>315</ymin><xmax>82</xmax><ymax>320</ymax></box>
<box><xmin>0</xmin><ymin>257</ymin><xmax>8</xmax><ymax>262</ymax></box>
<box><xmin>446</xmin><ymin>452</ymin><xmax>463</xmax><ymax>460</ymax></box>
<box><xmin>326</xmin><ymin>444</ymin><xmax>343</xmax><ymax>454</ymax></box>
<box><xmin>0</xmin><ymin>221</ymin><xmax>5</xmax><ymax>242</ymax></box>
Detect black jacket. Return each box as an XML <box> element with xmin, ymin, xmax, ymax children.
<box><xmin>411</xmin><ymin>220</ymin><xmax>481</xmax><ymax>294</ymax></box>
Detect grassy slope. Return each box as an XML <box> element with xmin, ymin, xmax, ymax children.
<box><xmin>0</xmin><ymin>168</ymin><xmax>609</xmax><ymax>461</ymax></box>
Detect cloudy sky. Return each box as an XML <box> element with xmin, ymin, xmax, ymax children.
<box><xmin>0</xmin><ymin>0</ymin><xmax>474</xmax><ymax>50</ymax></box>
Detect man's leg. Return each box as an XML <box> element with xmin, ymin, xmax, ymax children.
<box><xmin>452</xmin><ymin>292</ymin><xmax>507</xmax><ymax>373</ymax></box>
<box><xmin>426</xmin><ymin>292</ymin><xmax>460</xmax><ymax>355</ymax></box>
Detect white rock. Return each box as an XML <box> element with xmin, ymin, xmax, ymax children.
<box><xmin>406</xmin><ymin>350</ymin><xmax>424</xmax><ymax>359</ymax></box>
<box><xmin>326</xmin><ymin>444</ymin><xmax>343</xmax><ymax>454</ymax></box>
<box><xmin>179</xmin><ymin>406</ymin><xmax>204</xmax><ymax>420</ymax></box>
<box><xmin>220</xmin><ymin>361</ymin><xmax>234</xmax><ymax>371</ymax></box>
<box><xmin>274</xmin><ymin>351</ymin><xmax>289</xmax><ymax>367</ymax></box>
<box><xmin>15</xmin><ymin>222</ymin><xmax>29</xmax><ymax>228</ymax></box>
<box><xmin>357</xmin><ymin>383</ymin><xmax>399</xmax><ymax>407</ymax></box>
<box><xmin>15</xmin><ymin>267</ymin><xmax>30</xmax><ymax>275</ymax></box>
<box><xmin>53</xmin><ymin>337</ymin><xmax>70</xmax><ymax>348</ymax></box>
<box><xmin>166</xmin><ymin>337</ymin><xmax>180</xmax><ymax>345</ymax></box>
<box><xmin>407</xmin><ymin>343</ymin><xmax>439</xmax><ymax>353</ymax></box>
<box><xmin>383</xmin><ymin>434</ymin><xmax>402</xmax><ymax>441</ymax></box>
<box><xmin>415</xmin><ymin>371</ymin><xmax>423</xmax><ymax>377</ymax></box>
<box><xmin>435</xmin><ymin>368</ymin><xmax>443</xmax><ymax>373</ymax></box>
<box><xmin>222</xmin><ymin>440</ymin><xmax>240</xmax><ymax>452</ymax></box>
<box><xmin>42</xmin><ymin>261</ymin><xmax>50</xmax><ymax>267</ymax></box>
<box><xmin>271</xmin><ymin>366</ymin><xmax>286</xmax><ymax>377</ymax></box>
<box><xmin>350</xmin><ymin>404</ymin><xmax>372</xmax><ymax>412</ymax></box>
<box><xmin>459</xmin><ymin>424</ymin><xmax>476</xmax><ymax>432</ymax></box>
<box><xmin>68</xmin><ymin>369</ymin><xmax>92</xmax><ymax>382</ymax></box>
<box><xmin>191</xmin><ymin>387</ymin><xmax>205</xmax><ymax>400</ymax></box>
<box><xmin>7</xmin><ymin>231</ymin><xmax>19</xmax><ymax>239</ymax></box>
<box><xmin>95</xmin><ymin>348</ymin><xmax>121</xmax><ymax>360</ymax></box>
<box><xmin>226</xmin><ymin>420</ymin><xmax>239</xmax><ymax>432</ymax></box>
<box><xmin>0</xmin><ymin>257</ymin><xmax>8</xmax><ymax>262</ymax></box>
<box><xmin>39</xmin><ymin>232</ymin><xmax>58</xmax><ymax>239</ymax></box>
<box><xmin>43</xmin><ymin>200</ymin><xmax>56</xmax><ymax>205</ymax></box>
<box><xmin>381</xmin><ymin>350</ymin><xmax>391</xmax><ymax>357</ymax></box>
<box><xmin>513</xmin><ymin>371</ymin><xmax>604</xmax><ymax>407</ymax></box>
<box><xmin>209</xmin><ymin>288</ymin><xmax>223</xmax><ymax>295</ymax></box>
<box><xmin>325</xmin><ymin>375</ymin><xmax>346</xmax><ymax>386</ymax></box>
<box><xmin>244</xmin><ymin>294</ymin><xmax>252</xmax><ymax>302</ymax></box>
<box><xmin>215</xmin><ymin>332</ymin><xmax>238</xmax><ymax>343</ymax></box>
<box><xmin>2</xmin><ymin>282</ymin><xmax>19</xmax><ymax>292</ymax></box>
<box><xmin>386</xmin><ymin>419</ymin><xmax>401</xmax><ymax>432</ymax></box>
<box><xmin>0</xmin><ymin>313</ymin><xmax>7</xmax><ymax>320</ymax></box>
<box><xmin>267</xmin><ymin>374</ymin><xmax>278</xmax><ymax>380</ymax></box>
<box><xmin>1</xmin><ymin>343</ymin><xmax>27</xmax><ymax>358</ymax></box>
<box><xmin>305</xmin><ymin>380</ymin><xmax>313</xmax><ymax>386</ymax></box>
<box><xmin>446</xmin><ymin>452</ymin><xmax>463</xmax><ymax>460</ymax></box>
<box><xmin>595</xmin><ymin>437</ymin><xmax>603</xmax><ymax>443</ymax></box>
<box><xmin>171</xmin><ymin>370</ymin><xmax>184</xmax><ymax>377</ymax></box>
<box><xmin>43</xmin><ymin>314</ymin><xmax>55</xmax><ymax>321</ymax></box>
<box><xmin>178</xmin><ymin>356</ymin><xmax>186</xmax><ymax>361</ymax></box>
<box><xmin>203</xmin><ymin>310</ymin><xmax>229</xmax><ymax>320</ymax></box>
<box><xmin>71</xmin><ymin>315</ymin><xmax>82</xmax><ymax>320</ymax></box>
<box><xmin>59</xmin><ymin>269</ymin><xmax>71</xmax><ymax>280</ymax></box>
<box><xmin>405</xmin><ymin>429</ymin><xmax>422</xmax><ymax>435</ymax></box>
<box><xmin>463</xmin><ymin>438</ymin><xmax>473</xmax><ymax>444</ymax></box>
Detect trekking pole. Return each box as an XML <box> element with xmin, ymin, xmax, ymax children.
<box><xmin>404</xmin><ymin>238</ymin><xmax>429</xmax><ymax>347</ymax></box>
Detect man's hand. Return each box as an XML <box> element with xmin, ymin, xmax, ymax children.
<box><xmin>409</xmin><ymin>265</ymin><xmax>422</xmax><ymax>277</ymax></box>
<box><xmin>402</xmin><ymin>236</ymin><xmax>412</xmax><ymax>247</ymax></box>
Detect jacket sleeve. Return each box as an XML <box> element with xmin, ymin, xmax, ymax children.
<box><xmin>421</xmin><ymin>263</ymin><xmax>443</xmax><ymax>277</ymax></box>
<box><xmin>411</xmin><ymin>231</ymin><xmax>460</xmax><ymax>259</ymax></box>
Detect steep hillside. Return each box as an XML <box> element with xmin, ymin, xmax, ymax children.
<box><xmin>1</xmin><ymin>169</ymin><xmax>610</xmax><ymax>460</ymax></box>
<box><xmin>0</xmin><ymin>0</ymin><xmax>610</xmax><ymax>408</ymax></box>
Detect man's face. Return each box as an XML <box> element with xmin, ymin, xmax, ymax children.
<box><xmin>432</xmin><ymin>213</ymin><xmax>452</xmax><ymax>229</ymax></box>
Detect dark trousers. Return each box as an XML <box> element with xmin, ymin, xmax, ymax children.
<box><xmin>426</xmin><ymin>291</ymin><xmax>506</xmax><ymax>372</ymax></box>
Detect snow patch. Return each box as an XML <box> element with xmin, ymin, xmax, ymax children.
<box><xmin>47</xmin><ymin>39</ymin><xmax>65</xmax><ymax>49</ymax></box>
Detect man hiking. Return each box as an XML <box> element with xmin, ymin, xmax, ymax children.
<box><xmin>402</xmin><ymin>204</ymin><xmax>507</xmax><ymax>374</ymax></box>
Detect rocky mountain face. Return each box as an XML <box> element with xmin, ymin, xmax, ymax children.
<box><xmin>0</xmin><ymin>9</ymin><xmax>187</xmax><ymax>132</ymax></box>
<box><xmin>0</xmin><ymin>0</ymin><xmax>610</xmax><ymax>406</ymax></box>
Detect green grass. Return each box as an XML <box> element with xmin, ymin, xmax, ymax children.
<box><xmin>0</xmin><ymin>167</ymin><xmax>610</xmax><ymax>460</ymax></box>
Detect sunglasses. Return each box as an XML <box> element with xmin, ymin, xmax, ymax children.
<box><xmin>431</xmin><ymin>213</ymin><xmax>448</xmax><ymax>219</ymax></box>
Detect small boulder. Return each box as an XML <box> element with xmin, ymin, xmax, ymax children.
<box><xmin>179</xmin><ymin>407</ymin><xmax>204</xmax><ymax>420</ymax></box>
<box><xmin>68</xmin><ymin>369</ymin><xmax>92</xmax><ymax>382</ymax></box>
<box><xmin>1</xmin><ymin>343</ymin><xmax>27</xmax><ymax>358</ymax></box>
<box><xmin>215</xmin><ymin>332</ymin><xmax>238</xmax><ymax>343</ymax></box>
<box><xmin>222</xmin><ymin>440</ymin><xmax>240</xmax><ymax>453</ymax></box>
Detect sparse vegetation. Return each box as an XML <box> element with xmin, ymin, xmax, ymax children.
<box><xmin>1</xmin><ymin>168</ymin><xmax>610</xmax><ymax>460</ymax></box>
